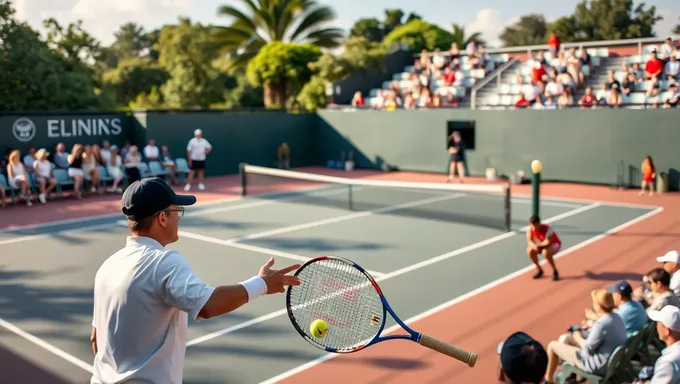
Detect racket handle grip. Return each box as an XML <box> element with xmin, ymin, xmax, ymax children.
<box><xmin>418</xmin><ymin>334</ymin><xmax>478</xmax><ymax>367</ymax></box>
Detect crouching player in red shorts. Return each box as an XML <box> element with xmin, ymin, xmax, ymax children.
<box><xmin>527</xmin><ymin>214</ymin><xmax>561</xmax><ymax>281</ymax></box>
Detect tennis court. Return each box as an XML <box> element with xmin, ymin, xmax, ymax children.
<box><xmin>0</xmin><ymin>167</ymin><xmax>661</xmax><ymax>384</ymax></box>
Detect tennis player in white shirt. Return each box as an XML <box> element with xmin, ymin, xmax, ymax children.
<box><xmin>184</xmin><ymin>129</ymin><xmax>212</xmax><ymax>191</ymax></box>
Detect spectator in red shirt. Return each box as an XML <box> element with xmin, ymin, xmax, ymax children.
<box><xmin>532</xmin><ymin>61</ymin><xmax>547</xmax><ymax>84</ymax></box>
<box><xmin>515</xmin><ymin>94</ymin><xmax>531</xmax><ymax>109</ymax></box>
<box><xmin>351</xmin><ymin>91</ymin><xmax>364</xmax><ymax>107</ymax></box>
<box><xmin>645</xmin><ymin>51</ymin><xmax>664</xmax><ymax>80</ymax></box>
<box><xmin>578</xmin><ymin>87</ymin><xmax>596</xmax><ymax>109</ymax></box>
<box><xmin>442</xmin><ymin>67</ymin><xmax>456</xmax><ymax>87</ymax></box>
<box><xmin>548</xmin><ymin>33</ymin><xmax>561</xmax><ymax>56</ymax></box>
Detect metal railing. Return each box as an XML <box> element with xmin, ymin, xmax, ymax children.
<box><xmin>470</xmin><ymin>57</ymin><xmax>519</xmax><ymax>110</ymax></box>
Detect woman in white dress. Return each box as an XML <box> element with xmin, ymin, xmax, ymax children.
<box><xmin>82</xmin><ymin>145</ymin><xmax>102</xmax><ymax>194</ymax></box>
<box><xmin>105</xmin><ymin>145</ymin><xmax>124</xmax><ymax>193</ymax></box>
<box><xmin>32</xmin><ymin>148</ymin><xmax>57</xmax><ymax>204</ymax></box>
<box><xmin>6</xmin><ymin>149</ymin><xmax>32</xmax><ymax>206</ymax></box>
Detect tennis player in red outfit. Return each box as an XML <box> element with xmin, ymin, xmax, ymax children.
<box><xmin>527</xmin><ymin>214</ymin><xmax>561</xmax><ymax>281</ymax></box>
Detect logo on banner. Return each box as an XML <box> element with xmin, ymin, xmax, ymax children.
<box><xmin>12</xmin><ymin>117</ymin><xmax>37</xmax><ymax>143</ymax></box>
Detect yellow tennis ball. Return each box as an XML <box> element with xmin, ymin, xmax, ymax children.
<box><xmin>310</xmin><ymin>319</ymin><xmax>328</xmax><ymax>338</ymax></box>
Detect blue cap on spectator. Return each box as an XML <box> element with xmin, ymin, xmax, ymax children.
<box><xmin>121</xmin><ymin>177</ymin><xmax>196</xmax><ymax>220</ymax></box>
<box><xmin>607</xmin><ymin>280</ymin><xmax>632</xmax><ymax>296</ymax></box>
<box><xmin>497</xmin><ymin>331</ymin><xmax>548</xmax><ymax>384</ymax></box>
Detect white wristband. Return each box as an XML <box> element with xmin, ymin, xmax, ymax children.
<box><xmin>240</xmin><ymin>276</ymin><xmax>267</xmax><ymax>301</ymax></box>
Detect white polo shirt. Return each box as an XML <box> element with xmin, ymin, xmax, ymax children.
<box><xmin>143</xmin><ymin>145</ymin><xmax>160</xmax><ymax>160</ymax></box>
<box><xmin>652</xmin><ymin>340</ymin><xmax>680</xmax><ymax>383</ymax></box>
<box><xmin>91</xmin><ymin>236</ymin><xmax>215</xmax><ymax>384</ymax></box>
<box><xmin>186</xmin><ymin>138</ymin><xmax>211</xmax><ymax>161</ymax></box>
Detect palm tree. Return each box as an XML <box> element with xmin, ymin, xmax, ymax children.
<box><xmin>212</xmin><ymin>0</ymin><xmax>344</xmax><ymax>70</ymax></box>
<box><xmin>450</xmin><ymin>24</ymin><xmax>486</xmax><ymax>48</ymax></box>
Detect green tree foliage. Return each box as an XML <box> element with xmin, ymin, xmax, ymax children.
<box><xmin>349</xmin><ymin>9</ymin><xmax>422</xmax><ymax>43</ymax></box>
<box><xmin>0</xmin><ymin>0</ymin><xmax>99</xmax><ymax>110</ymax></box>
<box><xmin>101</xmin><ymin>57</ymin><xmax>170</xmax><ymax>106</ymax></box>
<box><xmin>383</xmin><ymin>19</ymin><xmax>454</xmax><ymax>53</ymax></box>
<box><xmin>211</xmin><ymin>0</ymin><xmax>343</xmax><ymax>70</ymax></box>
<box><xmin>246</xmin><ymin>41</ymin><xmax>321</xmax><ymax>108</ymax></box>
<box><xmin>450</xmin><ymin>24</ymin><xmax>485</xmax><ymax>47</ymax></box>
<box><xmin>673</xmin><ymin>17</ymin><xmax>680</xmax><ymax>35</ymax></box>
<box><xmin>297</xmin><ymin>37</ymin><xmax>387</xmax><ymax>111</ymax></box>
<box><xmin>500</xmin><ymin>0</ymin><xmax>662</xmax><ymax>47</ymax></box>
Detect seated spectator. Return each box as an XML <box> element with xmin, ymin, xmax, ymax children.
<box><xmin>442</xmin><ymin>67</ymin><xmax>456</xmax><ymax>87</ymax></box>
<box><xmin>641</xmin><ymin>305</ymin><xmax>680</xmax><ymax>383</ymax></box>
<box><xmin>544</xmin><ymin>78</ymin><xmax>563</xmax><ymax>99</ymax></box>
<box><xmin>596</xmin><ymin>83</ymin><xmax>610</xmax><ymax>105</ymax></box>
<box><xmin>32</xmin><ymin>148</ymin><xmax>57</xmax><ymax>204</ymax></box>
<box><xmin>143</xmin><ymin>139</ymin><xmax>160</xmax><ymax>162</ymax></box>
<box><xmin>403</xmin><ymin>92</ymin><xmax>416</xmax><ymax>109</ymax></box>
<box><xmin>535</xmin><ymin>50</ymin><xmax>549</xmax><ymax>67</ymax></box>
<box><xmin>443</xmin><ymin>91</ymin><xmax>458</xmax><ymax>107</ymax></box>
<box><xmin>100</xmin><ymin>140</ymin><xmax>112</xmax><ymax>165</ymax></box>
<box><xmin>583</xmin><ymin>281</ymin><xmax>647</xmax><ymax>338</ymax></box>
<box><xmin>631</xmin><ymin>62</ymin><xmax>645</xmax><ymax>81</ymax></box>
<box><xmin>160</xmin><ymin>145</ymin><xmax>178</xmax><ymax>184</ymax></box>
<box><xmin>646</xmin><ymin>77</ymin><xmax>662</xmax><ymax>106</ymax></box>
<box><xmin>554</xmin><ymin>51</ymin><xmax>568</xmax><ymax>73</ymax></box>
<box><xmin>120</xmin><ymin>141</ymin><xmax>132</xmax><ymax>158</ymax></box>
<box><xmin>383</xmin><ymin>91</ymin><xmax>398</xmax><ymax>111</ymax></box>
<box><xmin>542</xmin><ymin>95</ymin><xmax>557</xmax><ymax>109</ymax></box>
<box><xmin>431</xmin><ymin>48</ymin><xmax>446</xmax><ymax>71</ymax></box>
<box><xmin>557</xmin><ymin>89</ymin><xmax>573</xmax><ymax>108</ymax></box>
<box><xmin>53</xmin><ymin>143</ymin><xmax>70</xmax><ymax>169</ymax></box>
<box><xmin>6</xmin><ymin>149</ymin><xmax>32</xmax><ymax>206</ymax></box>
<box><xmin>664</xmin><ymin>83</ymin><xmax>679</xmax><ymax>108</ymax></box>
<box><xmin>607</xmin><ymin>86</ymin><xmax>622</xmax><ymax>108</ymax></box>
<box><xmin>544</xmin><ymin>289</ymin><xmax>627</xmax><ymax>382</ymax></box>
<box><xmin>0</xmin><ymin>183</ymin><xmax>5</xmax><ymax>207</ymax></box>
<box><xmin>657</xmin><ymin>250</ymin><xmax>680</xmax><ymax>296</ymax></box>
<box><xmin>105</xmin><ymin>145</ymin><xmax>124</xmax><ymax>193</ymax></box>
<box><xmin>621</xmin><ymin>72</ymin><xmax>637</xmax><ymax>96</ymax></box>
<box><xmin>351</xmin><ymin>91</ymin><xmax>364</xmax><ymax>107</ymax></box>
<box><xmin>448</xmin><ymin>43</ymin><xmax>460</xmax><ymax>63</ymax></box>
<box><xmin>91</xmin><ymin>144</ymin><xmax>104</xmax><ymax>166</ymax></box>
<box><xmin>532</xmin><ymin>61</ymin><xmax>547</xmax><ymax>84</ymax></box>
<box><xmin>579</xmin><ymin>87</ymin><xmax>596</xmax><ymax>108</ymax></box>
<box><xmin>417</xmin><ymin>88</ymin><xmax>432</xmax><ymax>108</ymax></box>
<box><xmin>579</xmin><ymin>49</ymin><xmax>593</xmax><ymax>81</ymax></box>
<box><xmin>645</xmin><ymin>51</ymin><xmax>664</xmax><ymax>80</ymax></box>
<box><xmin>566</xmin><ymin>47</ymin><xmax>582</xmax><ymax>87</ymax></box>
<box><xmin>606</xmin><ymin>70</ymin><xmax>621</xmax><ymax>90</ymax></box>
<box><xmin>515</xmin><ymin>93</ymin><xmax>531</xmax><ymax>109</ymax></box>
<box><xmin>497</xmin><ymin>331</ymin><xmax>548</xmax><ymax>384</ymax></box>
<box><xmin>124</xmin><ymin>145</ymin><xmax>143</xmax><ymax>184</ymax></box>
<box><xmin>22</xmin><ymin>146</ymin><xmax>36</xmax><ymax>173</ymax></box>
<box><xmin>666</xmin><ymin>55</ymin><xmax>680</xmax><ymax>81</ymax></box>
<box><xmin>660</xmin><ymin>37</ymin><xmax>675</xmax><ymax>61</ymax></box>
<box><xmin>525</xmin><ymin>81</ymin><xmax>541</xmax><ymax>105</ymax></box>
<box><xmin>67</xmin><ymin>144</ymin><xmax>85</xmax><ymax>199</ymax></box>
<box><xmin>82</xmin><ymin>145</ymin><xmax>102</xmax><ymax>194</ymax></box>
<box><xmin>642</xmin><ymin>268</ymin><xmax>680</xmax><ymax>312</ymax></box>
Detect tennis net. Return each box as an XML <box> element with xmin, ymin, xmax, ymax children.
<box><xmin>239</xmin><ymin>164</ymin><xmax>512</xmax><ymax>231</ymax></box>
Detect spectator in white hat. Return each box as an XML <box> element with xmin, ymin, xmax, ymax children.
<box><xmin>659</xmin><ymin>250</ymin><xmax>680</xmax><ymax>296</ymax></box>
<box><xmin>185</xmin><ymin>129</ymin><xmax>212</xmax><ymax>191</ymax></box>
<box><xmin>644</xmin><ymin>305</ymin><xmax>680</xmax><ymax>383</ymax></box>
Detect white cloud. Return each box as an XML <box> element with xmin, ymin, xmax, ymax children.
<box><xmin>464</xmin><ymin>8</ymin><xmax>513</xmax><ymax>48</ymax></box>
<box><xmin>12</xmin><ymin>0</ymin><xmax>190</xmax><ymax>45</ymax></box>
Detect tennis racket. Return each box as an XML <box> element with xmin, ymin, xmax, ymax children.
<box><xmin>285</xmin><ymin>255</ymin><xmax>478</xmax><ymax>367</ymax></box>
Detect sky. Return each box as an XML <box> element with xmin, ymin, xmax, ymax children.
<box><xmin>12</xmin><ymin>0</ymin><xmax>680</xmax><ymax>48</ymax></box>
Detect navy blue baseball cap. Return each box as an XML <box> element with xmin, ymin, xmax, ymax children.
<box><xmin>497</xmin><ymin>332</ymin><xmax>548</xmax><ymax>384</ymax></box>
<box><xmin>121</xmin><ymin>177</ymin><xmax>196</xmax><ymax>220</ymax></box>
<box><xmin>607</xmin><ymin>280</ymin><xmax>633</xmax><ymax>296</ymax></box>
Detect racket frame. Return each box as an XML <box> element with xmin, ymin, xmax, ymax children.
<box><xmin>285</xmin><ymin>255</ymin><xmax>424</xmax><ymax>354</ymax></box>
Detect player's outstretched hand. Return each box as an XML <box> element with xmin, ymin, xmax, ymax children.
<box><xmin>258</xmin><ymin>257</ymin><xmax>301</xmax><ymax>294</ymax></box>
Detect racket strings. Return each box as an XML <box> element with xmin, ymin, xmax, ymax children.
<box><xmin>288</xmin><ymin>259</ymin><xmax>383</xmax><ymax>351</ymax></box>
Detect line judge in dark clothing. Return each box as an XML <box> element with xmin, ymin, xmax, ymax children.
<box><xmin>447</xmin><ymin>131</ymin><xmax>467</xmax><ymax>183</ymax></box>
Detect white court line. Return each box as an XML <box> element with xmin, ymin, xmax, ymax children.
<box><xmin>172</xmin><ymin>230</ymin><xmax>388</xmax><ymax>279</ymax></box>
<box><xmin>0</xmin><ymin>222</ymin><xmax>119</xmax><ymax>246</ymax></box>
<box><xmin>184</xmin><ymin>202</ymin><xmax>601</xmax><ymax>348</ymax></box>
<box><xmin>510</xmin><ymin>197</ymin><xmax>582</xmax><ymax>209</ymax></box>
<box><xmin>0</xmin><ymin>318</ymin><xmax>94</xmax><ymax>373</ymax></box>
<box><xmin>259</xmin><ymin>205</ymin><xmax>665</xmax><ymax>384</ymax></box>
<box><xmin>225</xmin><ymin>193</ymin><xmax>465</xmax><ymax>243</ymax></box>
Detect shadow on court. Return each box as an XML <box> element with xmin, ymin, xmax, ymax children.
<box><xmin>0</xmin><ymin>343</ymin><xmax>71</xmax><ymax>384</ymax></box>
<box><xmin>0</xmin><ymin>268</ymin><xmax>93</xmax><ymax>325</ymax></box>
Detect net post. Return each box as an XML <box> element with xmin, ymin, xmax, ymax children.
<box><xmin>348</xmin><ymin>184</ymin><xmax>353</xmax><ymax>210</ymax></box>
<box><xmin>504</xmin><ymin>182</ymin><xmax>511</xmax><ymax>232</ymax></box>
<box><xmin>239</xmin><ymin>163</ymin><xmax>247</xmax><ymax>196</ymax></box>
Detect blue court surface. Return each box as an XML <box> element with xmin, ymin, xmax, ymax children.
<box><xmin>0</xmin><ymin>183</ymin><xmax>660</xmax><ymax>383</ymax></box>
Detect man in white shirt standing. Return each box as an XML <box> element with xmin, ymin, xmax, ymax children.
<box><xmin>185</xmin><ymin>129</ymin><xmax>212</xmax><ymax>191</ymax></box>
<box><xmin>90</xmin><ymin>177</ymin><xmax>300</xmax><ymax>384</ymax></box>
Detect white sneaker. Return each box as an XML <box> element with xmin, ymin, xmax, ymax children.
<box><xmin>39</xmin><ymin>193</ymin><xmax>46</xmax><ymax>204</ymax></box>
<box><xmin>198</xmin><ymin>183</ymin><xmax>205</xmax><ymax>190</ymax></box>
<box><xmin>184</xmin><ymin>184</ymin><xmax>191</xmax><ymax>191</ymax></box>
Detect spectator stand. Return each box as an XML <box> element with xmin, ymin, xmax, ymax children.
<box><xmin>469</xmin><ymin>36</ymin><xmax>680</xmax><ymax>110</ymax></box>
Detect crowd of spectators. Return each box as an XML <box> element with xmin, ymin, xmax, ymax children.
<box><xmin>351</xmin><ymin>39</ymin><xmax>498</xmax><ymax>110</ymax></box>
<box><xmin>498</xmin><ymin>250</ymin><xmax>680</xmax><ymax>383</ymax></box>
<box><xmin>1</xmin><ymin>138</ymin><xmax>181</xmax><ymax>207</ymax></box>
